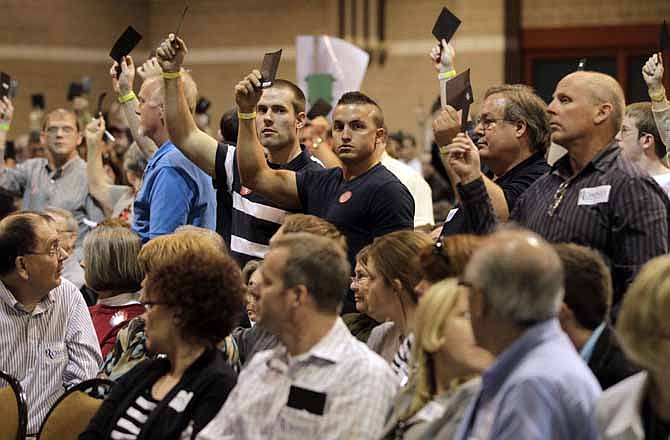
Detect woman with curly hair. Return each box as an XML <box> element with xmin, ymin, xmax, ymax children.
<box><xmin>379</xmin><ymin>279</ymin><xmax>494</xmax><ymax>439</ymax></box>
<box><xmin>81</xmin><ymin>230</ymin><xmax>245</xmax><ymax>439</ymax></box>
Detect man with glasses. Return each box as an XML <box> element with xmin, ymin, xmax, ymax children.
<box><xmin>455</xmin><ymin>228</ymin><xmax>600</xmax><ymax>440</ymax></box>
<box><xmin>0</xmin><ymin>107</ymin><xmax>104</xmax><ymax>247</ymax></box>
<box><xmin>445</xmin><ymin>71</ymin><xmax>670</xmax><ymax>304</ymax></box>
<box><xmin>616</xmin><ymin>102</ymin><xmax>670</xmax><ymax>195</ymax></box>
<box><xmin>434</xmin><ymin>85</ymin><xmax>550</xmax><ymax>236</ymax></box>
<box><xmin>0</xmin><ymin>212</ymin><xmax>101</xmax><ymax>436</ymax></box>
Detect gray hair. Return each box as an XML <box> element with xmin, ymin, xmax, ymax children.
<box><xmin>465</xmin><ymin>229</ymin><xmax>564</xmax><ymax>325</ymax></box>
<box><xmin>122</xmin><ymin>142</ymin><xmax>148</xmax><ymax>178</ymax></box>
<box><xmin>484</xmin><ymin>84</ymin><xmax>551</xmax><ymax>153</ymax></box>
<box><xmin>83</xmin><ymin>225</ymin><xmax>143</xmax><ymax>293</ymax></box>
<box><xmin>44</xmin><ymin>207</ymin><xmax>77</xmax><ymax>233</ymax></box>
<box><xmin>270</xmin><ymin>232</ymin><xmax>351</xmax><ymax>314</ymax></box>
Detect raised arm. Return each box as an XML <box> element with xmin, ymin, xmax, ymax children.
<box><xmin>234</xmin><ymin>70</ymin><xmax>301</xmax><ymax>209</ymax></box>
<box><xmin>0</xmin><ymin>96</ymin><xmax>14</xmax><ymax>171</ymax></box>
<box><xmin>156</xmin><ymin>34</ymin><xmax>217</xmax><ymax>177</ymax></box>
<box><xmin>110</xmin><ymin>55</ymin><xmax>158</xmax><ymax>160</ymax></box>
<box><xmin>85</xmin><ymin>116</ymin><xmax>115</xmax><ymax>216</ymax></box>
<box><xmin>643</xmin><ymin>53</ymin><xmax>670</xmax><ymax>154</ymax></box>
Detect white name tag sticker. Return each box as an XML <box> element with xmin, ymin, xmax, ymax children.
<box><xmin>577</xmin><ymin>185</ymin><xmax>611</xmax><ymax>206</ymax></box>
<box><xmin>445</xmin><ymin>208</ymin><xmax>459</xmax><ymax>223</ymax></box>
<box><xmin>168</xmin><ymin>390</ymin><xmax>194</xmax><ymax>413</ymax></box>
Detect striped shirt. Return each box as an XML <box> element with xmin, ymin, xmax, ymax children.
<box><xmin>391</xmin><ymin>333</ymin><xmax>413</xmax><ymax>387</ymax></box>
<box><xmin>197</xmin><ymin>318</ymin><xmax>398</xmax><ymax>439</ymax></box>
<box><xmin>110</xmin><ymin>389</ymin><xmax>158</xmax><ymax>439</ymax></box>
<box><xmin>0</xmin><ymin>278</ymin><xmax>102</xmax><ymax>434</ymax></box>
<box><xmin>458</xmin><ymin>142</ymin><xmax>670</xmax><ymax>303</ymax></box>
<box><xmin>214</xmin><ymin>143</ymin><xmax>323</xmax><ymax>266</ymax></box>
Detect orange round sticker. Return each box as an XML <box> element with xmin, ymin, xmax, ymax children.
<box><xmin>339</xmin><ymin>191</ymin><xmax>352</xmax><ymax>203</ymax></box>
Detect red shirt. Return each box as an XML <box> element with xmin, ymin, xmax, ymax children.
<box><xmin>89</xmin><ymin>297</ymin><xmax>145</xmax><ymax>358</ymax></box>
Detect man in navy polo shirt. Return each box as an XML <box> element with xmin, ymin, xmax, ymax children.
<box><xmin>233</xmin><ymin>69</ymin><xmax>414</xmax><ymax>312</ymax></box>
<box><xmin>131</xmin><ymin>71</ymin><xmax>215</xmax><ymax>242</ymax></box>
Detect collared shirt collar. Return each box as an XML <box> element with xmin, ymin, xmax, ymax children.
<box><xmin>270</xmin><ymin>317</ymin><xmax>350</xmax><ymax>367</ymax></box>
<box><xmin>147</xmin><ymin>140</ymin><xmax>175</xmax><ymax>168</ymax></box>
<box><xmin>497</xmin><ymin>151</ymin><xmax>546</xmax><ymax>180</ymax></box>
<box><xmin>0</xmin><ymin>279</ymin><xmax>55</xmax><ymax>314</ymax></box>
<box><xmin>480</xmin><ymin>319</ymin><xmax>561</xmax><ymax>397</ymax></box>
<box><xmin>45</xmin><ymin>155</ymin><xmax>81</xmax><ymax>176</ymax></box>
<box><xmin>96</xmin><ymin>291</ymin><xmax>141</xmax><ymax>307</ymax></box>
<box><xmin>579</xmin><ymin>322</ymin><xmax>605</xmax><ymax>363</ymax></box>
<box><xmin>552</xmin><ymin>141</ymin><xmax>619</xmax><ymax>179</ymax></box>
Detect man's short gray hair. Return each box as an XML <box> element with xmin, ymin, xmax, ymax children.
<box><xmin>466</xmin><ymin>228</ymin><xmax>564</xmax><ymax>325</ymax></box>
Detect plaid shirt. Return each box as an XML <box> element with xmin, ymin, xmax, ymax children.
<box><xmin>197</xmin><ymin>318</ymin><xmax>398</xmax><ymax>440</ymax></box>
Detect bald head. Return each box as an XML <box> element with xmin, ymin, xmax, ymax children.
<box><xmin>566</xmin><ymin>71</ymin><xmax>625</xmax><ymax>132</ymax></box>
<box><xmin>465</xmin><ymin>228</ymin><xmax>564</xmax><ymax>325</ymax></box>
<box><xmin>144</xmin><ymin>69</ymin><xmax>198</xmax><ymax>112</ymax></box>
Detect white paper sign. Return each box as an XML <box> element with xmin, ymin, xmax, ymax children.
<box><xmin>168</xmin><ymin>390</ymin><xmax>194</xmax><ymax>413</ymax></box>
<box><xmin>445</xmin><ymin>208</ymin><xmax>459</xmax><ymax>223</ymax></box>
<box><xmin>578</xmin><ymin>185</ymin><xmax>611</xmax><ymax>206</ymax></box>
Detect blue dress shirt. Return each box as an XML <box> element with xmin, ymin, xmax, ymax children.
<box><xmin>580</xmin><ymin>322</ymin><xmax>606</xmax><ymax>364</ymax></box>
<box><xmin>132</xmin><ymin>141</ymin><xmax>216</xmax><ymax>242</ymax></box>
<box><xmin>454</xmin><ymin>319</ymin><xmax>601</xmax><ymax>440</ymax></box>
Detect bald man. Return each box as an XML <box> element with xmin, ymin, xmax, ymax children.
<box><xmin>446</xmin><ymin>71</ymin><xmax>670</xmax><ymax>303</ymax></box>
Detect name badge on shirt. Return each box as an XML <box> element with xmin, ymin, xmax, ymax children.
<box><xmin>577</xmin><ymin>185</ymin><xmax>611</xmax><ymax>206</ymax></box>
<box><xmin>445</xmin><ymin>208</ymin><xmax>459</xmax><ymax>223</ymax></box>
<box><xmin>168</xmin><ymin>390</ymin><xmax>194</xmax><ymax>413</ymax></box>
<box><xmin>286</xmin><ymin>385</ymin><xmax>326</xmax><ymax>415</ymax></box>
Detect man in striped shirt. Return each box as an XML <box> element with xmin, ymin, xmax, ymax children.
<box><xmin>198</xmin><ymin>233</ymin><xmax>397</xmax><ymax>439</ymax></box>
<box><xmin>445</xmin><ymin>71</ymin><xmax>670</xmax><ymax>303</ymax></box>
<box><xmin>0</xmin><ymin>212</ymin><xmax>101</xmax><ymax>435</ymax></box>
<box><xmin>158</xmin><ymin>35</ymin><xmax>324</xmax><ymax>266</ymax></box>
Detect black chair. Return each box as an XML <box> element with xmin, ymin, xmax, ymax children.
<box><xmin>37</xmin><ymin>378</ymin><xmax>114</xmax><ymax>440</ymax></box>
<box><xmin>0</xmin><ymin>369</ymin><xmax>28</xmax><ymax>440</ymax></box>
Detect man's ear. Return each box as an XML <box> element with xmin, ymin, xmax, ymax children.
<box><xmin>558</xmin><ymin>302</ymin><xmax>573</xmax><ymax>324</ymax></box>
<box><xmin>296</xmin><ymin>111</ymin><xmax>306</xmax><ymax>131</ymax></box>
<box><xmin>290</xmin><ymin>284</ymin><xmax>309</xmax><ymax>307</ymax></box>
<box><xmin>514</xmin><ymin>119</ymin><xmax>528</xmax><ymax>139</ymax></box>
<box><xmin>594</xmin><ymin>102</ymin><xmax>613</xmax><ymax>125</ymax></box>
<box><xmin>375</xmin><ymin>126</ymin><xmax>386</xmax><ymax>149</ymax></box>
<box><xmin>639</xmin><ymin>133</ymin><xmax>655</xmax><ymax>152</ymax></box>
<box><xmin>15</xmin><ymin>256</ymin><xmax>29</xmax><ymax>281</ymax></box>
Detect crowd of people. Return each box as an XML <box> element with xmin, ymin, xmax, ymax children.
<box><xmin>0</xmin><ymin>28</ymin><xmax>669</xmax><ymax>439</ymax></box>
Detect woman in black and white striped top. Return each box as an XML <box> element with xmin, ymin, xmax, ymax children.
<box><xmin>80</xmin><ymin>230</ymin><xmax>245</xmax><ymax>439</ymax></box>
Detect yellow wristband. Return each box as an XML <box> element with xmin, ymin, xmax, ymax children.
<box><xmin>649</xmin><ymin>87</ymin><xmax>667</xmax><ymax>102</ymax></box>
<box><xmin>161</xmin><ymin>71</ymin><xmax>181</xmax><ymax>79</ymax></box>
<box><xmin>117</xmin><ymin>91</ymin><xmax>136</xmax><ymax>104</ymax></box>
<box><xmin>438</xmin><ymin>69</ymin><xmax>457</xmax><ymax>81</ymax></box>
<box><xmin>238</xmin><ymin>111</ymin><xmax>257</xmax><ymax>120</ymax></box>
<box><xmin>0</xmin><ymin>122</ymin><xmax>9</xmax><ymax>132</ymax></box>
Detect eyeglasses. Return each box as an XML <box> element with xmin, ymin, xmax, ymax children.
<box><xmin>476</xmin><ymin>117</ymin><xmax>514</xmax><ymax>131</ymax></box>
<box><xmin>46</xmin><ymin>126</ymin><xmax>76</xmax><ymax>135</ymax></box>
<box><xmin>350</xmin><ymin>274</ymin><xmax>369</xmax><ymax>286</ymax></box>
<box><xmin>141</xmin><ymin>301</ymin><xmax>172</xmax><ymax>311</ymax></box>
<box><xmin>547</xmin><ymin>180</ymin><xmax>570</xmax><ymax>217</ymax></box>
<box><xmin>24</xmin><ymin>241</ymin><xmax>64</xmax><ymax>257</ymax></box>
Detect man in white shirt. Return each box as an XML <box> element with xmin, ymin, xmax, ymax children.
<box><xmin>198</xmin><ymin>233</ymin><xmax>397</xmax><ymax>439</ymax></box>
<box><xmin>616</xmin><ymin>102</ymin><xmax>670</xmax><ymax>195</ymax></box>
<box><xmin>0</xmin><ymin>212</ymin><xmax>101</xmax><ymax>435</ymax></box>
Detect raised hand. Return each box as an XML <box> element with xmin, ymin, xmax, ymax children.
<box><xmin>0</xmin><ymin>96</ymin><xmax>14</xmax><ymax>125</ymax></box>
<box><xmin>430</xmin><ymin>39</ymin><xmax>455</xmax><ymax>73</ymax></box>
<box><xmin>440</xmin><ymin>132</ymin><xmax>481</xmax><ymax>184</ymax></box>
<box><xmin>235</xmin><ymin>70</ymin><xmax>263</xmax><ymax>113</ymax></box>
<box><xmin>432</xmin><ymin>106</ymin><xmax>460</xmax><ymax>147</ymax></box>
<box><xmin>85</xmin><ymin>115</ymin><xmax>106</xmax><ymax>147</ymax></box>
<box><xmin>110</xmin><ymin>55</ymin><xmax>136</xmax><ymax>95</ymax></box>
<box><xmin>137</xmin><ymin>57</ymin><xmax>162</xmax><ymax>80</ymax></box>
<box><xmin>156</xmin><ymin>33</ymin><xmax>188</xmax><ymax>74</ymax></box>
<box><xmin>642</xmin><ymin>54</ymin><xmax>665</xmax><ymax>95</ymax></box>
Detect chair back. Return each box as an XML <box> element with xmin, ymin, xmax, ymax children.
<box><xmin>37</xmin><ymin>378</ymin><xmax>114</xmax><ymax>440</ymax></box>
<box><xmin>0</xmin><ymin>370</ymin><xmax>28</xmax><ymax>440</ymax></box>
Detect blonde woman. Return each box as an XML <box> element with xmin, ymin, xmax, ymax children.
<box><xmin>596</xmin><ymin>255</ymin><xmax>670</xmax><ymax>439</ymax></box>
<box><xmin>379</xmin><ymin>279</ymin><xmax>494</xmax><ymax>439</ymax></box>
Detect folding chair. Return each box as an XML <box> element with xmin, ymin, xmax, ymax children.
<box><xmin>0</xmin><ymin>369</ymin><xmax>28</xmax><ymax>440</ymax></box>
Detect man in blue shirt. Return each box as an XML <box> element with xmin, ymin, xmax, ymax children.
<box><xmin>456</xmin><ymin>228</ymin><xmax>601</xmax><ymax>440</ymax></box>
<box><xmin>132</xmin><ymin>73</ymin><xmax>215</xmax><ymax>242</ymax></box>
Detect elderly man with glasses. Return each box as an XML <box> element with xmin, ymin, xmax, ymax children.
<box><xmin>0</xmin><ymin>211</ymin><xmax>101</xmax><ymax>436</ymax></box>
